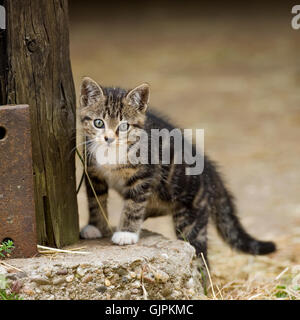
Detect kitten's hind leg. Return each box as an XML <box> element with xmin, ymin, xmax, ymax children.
<box><xmin>173</xmin><ymin>205</ymin><xmax>209</xmax><ymax>289</ymax></box>
<box><xmin>173</xmin><ymin>206</ymin><xmax>209</xmax><ymax>263</ymax></box>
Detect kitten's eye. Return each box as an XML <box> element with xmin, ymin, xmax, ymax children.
<box><xmin>118</xmin><ymin>122</ymin><xmax>130</xmax><ymax>132</ymax></box>
<box><xmin>94</xmin><ymin>119</ymin><xmax>105</xmax><ymax>129</ymax></box>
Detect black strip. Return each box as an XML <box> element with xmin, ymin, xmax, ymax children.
<box><xmin>81</xmin><ymin>116</ymin><xmax>92</xmax><ymax>122</ymax></box>
<box><xmin>125</xmin><ymin>170</ymin><xmax>153</xmax><ymax>187</ymax></box>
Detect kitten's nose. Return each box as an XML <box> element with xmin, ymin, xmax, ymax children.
<box><xmin>104</xmin><ymin>136</ymin><xmax>115</xmax><ymax>144</ymax></box>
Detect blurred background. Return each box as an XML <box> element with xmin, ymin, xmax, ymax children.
<box><xmin>70</xmin><ymin>1</ymin><xmax>300</xmax><ymax>298</ymax></box>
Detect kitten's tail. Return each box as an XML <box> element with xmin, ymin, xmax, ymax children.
<box><xmin>211</xmin><ymin>193</ymin><xmax>276</xmax><ymax>255</ymax></box>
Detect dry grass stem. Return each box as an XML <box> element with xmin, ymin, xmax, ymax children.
<box><xmin>37</xmin><ymin>245</ymin><xmax>90</xmax><ymax>255</ymax></box>
<box><xmin>76</xmin><ymin>148</ymin><xmax>113</xmax><ymax>233</ymax></box>
<box><xmin>200</xmin><ymin>252</ymin><xmax>217</xmax><ymax>300</ymax></box>
<box><xmin>0</xmin><ymin>261</ymin><xmax>24</xmax><ymax>272</ymax></box>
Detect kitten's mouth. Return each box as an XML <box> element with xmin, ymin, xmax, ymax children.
<box><xmin>94</xmin><ymin>142</ymin><xmax>128</xmax><ymax>166</ymax></box>
<box><xmin>101</xmin><ymin>141</ymin><xmax>127</xmax><ymax>147</ymax></box>
<box><xmin>95</xmin><ymin>141</ymin><xmax>128</xmax><ymax>154</ymax></box>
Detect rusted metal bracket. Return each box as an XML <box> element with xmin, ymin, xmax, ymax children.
<box><xmin>0</xmin><ymin>105</ymin><xmax>37</xmax><ymax>258</ymax></box>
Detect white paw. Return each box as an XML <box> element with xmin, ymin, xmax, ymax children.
<box><xmin>80</xmin><ymin>225</ymin><xmax>102</xmax><ymax>239</ymax></box>
<box><xmin>111</xmin><ymin>231</ymin><xmax>139</xmax><ymax>245</ymax></box>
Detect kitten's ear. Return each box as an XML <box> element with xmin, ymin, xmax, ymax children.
<box><xmin>125</xmin><ymin>83</ymin><xmax>150</xmax><ymax>112</ymax></box>
<box><xmin>80</xmin><ymin>77</ymin><xmax>104</xmax><ymax>107</ymax></box>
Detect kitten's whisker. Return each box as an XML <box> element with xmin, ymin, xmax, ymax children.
<box><xmin>69</xmin><ymin>139</ymin><xmax>97</xmax><ymax>157</ymax></box>
<box><xmin>70</xmin><ymin>142</ymin><xmax>89</xmax><ymax>156</ymax></box>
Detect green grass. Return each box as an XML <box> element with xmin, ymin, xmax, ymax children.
<box><xmin>0</xmin><ymin>240</ymin><xmax>22</xmax><ymax>300</ymax></box>
<box><xmin>0</xmin><ymin>274</ymin><xmax>22</xmax><ymax>300</ymax></box>
<box><xmin>0</xmin><ymin>240</ymin><xmax>14</xmax><ymax>258</ymax></box>
<box><xmin>0</xmin><ymin>288</ymin><xmax>23</xmax><ymax>300</ymax></box>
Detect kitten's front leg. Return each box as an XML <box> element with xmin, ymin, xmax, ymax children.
<box><xmin>112</xmin><ymin>200</ymin><xmax>146</xmax><ymax>245</ymax></box>
<box><xmin>112</xmin><ymin>180</ymin><xmax>151</xmax><ymax>245</ymax></box>
<box><xmin>81</xmin><ymin>174</ymin><xmax>111</xmax><ymax>239</ymax></box>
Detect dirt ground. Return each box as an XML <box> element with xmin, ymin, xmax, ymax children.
<box><xmin>69</xmin><ymin>2</ymin><xmax>300</xmax><ymax>299</ymax></box>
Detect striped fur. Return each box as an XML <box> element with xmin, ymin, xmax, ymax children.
<box><xmin>79</xmin><ymin>77</ymin><xmax>276</xmax><ymax>264</ymax></box>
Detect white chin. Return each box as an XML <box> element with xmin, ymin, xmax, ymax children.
<box><xmin>95</xmin><ymin>145</ymin><xmax>127</xmax><ymax>165</ymax></box>
<box><xmin>95</xmin><ymin>146</ymin><xmax>115</xmax><ymax>165</ymax></box>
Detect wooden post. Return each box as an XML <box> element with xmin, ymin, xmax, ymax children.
<box><xmin>0</xmin><ymin>0</ymin><xmax>79</xmax><ymax>248</ymax></box>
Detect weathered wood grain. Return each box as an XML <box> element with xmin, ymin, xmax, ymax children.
<box><xmin>0</xmin><ymin>0</ymin><xmax>79</xmax><ymax>247</ymax></box>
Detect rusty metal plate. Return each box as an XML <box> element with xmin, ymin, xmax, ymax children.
<box><xmin>0</xmin><ymin>105</ymin><xmax>37</xmax><ymax>258</ymax></box>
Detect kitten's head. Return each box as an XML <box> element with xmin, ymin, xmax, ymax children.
<box><xmin>79</xmin><ymin>77</ymin><xmax>149</xmax><ymax>153</ymax></box>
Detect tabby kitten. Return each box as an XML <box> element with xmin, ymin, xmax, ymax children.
<box><xmin>79</xmin><ymin>77</ymin><xmax>276</xmax><ymax>262</ymax></box>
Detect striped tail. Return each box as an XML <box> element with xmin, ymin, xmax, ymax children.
<box><xmin>212</xmin><ymin>193</ymin><xmax>276</xmax><ymax>255</ymax></box>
